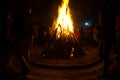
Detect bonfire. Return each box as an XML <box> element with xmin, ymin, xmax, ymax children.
<box><xmin>41</xmin><ymin>0</ymin><xmax>85</xmax><ymax>58</ymax></box>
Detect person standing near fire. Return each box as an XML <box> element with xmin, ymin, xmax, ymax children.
<box><xmin>11</xmin><ymin>0</ymin><xmax>34</xmax><ymax>74</ymax></box>
<box><xmin>115</xmin><ymin>10</ymin><xmax>120</xmax><ymax>60</ymax></box>
<box><xmin>97</xmin><ymin>0</ymin><xmax>116</xmax><ymax>77</ymax></box>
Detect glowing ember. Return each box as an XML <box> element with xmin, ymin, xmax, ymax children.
<box><xmin>53</xmin><ymin>0</ymin><xmax>74</xmax><ymax>38</ymax></box>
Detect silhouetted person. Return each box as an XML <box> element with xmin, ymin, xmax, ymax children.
<box><xmin>0</xmin><ymin>0</ymin><xmax>14</xmax><ymax>79</ymax></box>
<box><xmin>11</xmin><ymin>0</ymin><xmax>33</xmax><ymax>74</ymax></box>
<box><xmin>32</xmin><ymin>21</ymin><xmax>39</xmax><ymax>45</ymax></box>
<box><xmin>97</xmin><ymin>0</ymin><xmax>116</xmax><ymax>77</ymax></box>
<box><xmin>4</xmin><ymin>13</ymin><xmax>13</xmax><ymax>64</ymax></box>
<box><xmin>0</xmin><ymin>11</ymin><xmax>9</xmax><ymax>65</ymax></box>
<box><xmin>115</xmin><ymin>9</ymin><xmax>120</xmax><ymax>60</ymax></box>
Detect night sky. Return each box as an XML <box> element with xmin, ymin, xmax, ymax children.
<box><xmin>31</xmin><ymin>0</ymin><xmax>98</xmax><ymax>27</ymax></box>
<box><xmin>1</xmin><ymin>0</ymin><xmax>119</xmax><ymax>27</ymax></box>
<box><xmin>29</xmin><ymin>0</ymin><xmax>119</xmax><ymax>28</ymax></box>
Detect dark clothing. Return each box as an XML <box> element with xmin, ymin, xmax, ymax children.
<box><xmin>115</xmin><ymin>12</ymin><xmax>120</xmax><ymax>59</ymax></box>
<box><xmin>99</xmin><ymin>5</ymin><xmax>116</xmax><ymax>42</ymax></box>
<box><xmin>11</xmin><ymin>0</ymin><xmax>33</xmax><ymax>36</ymax></box>
<box><xmin>0</xmin><ymin>0</ymin><xmax>13</xmax><ymax>64</ymax></box>
<box><xmin>98</xmin><ymin>1</ymin><xmax>116</xmax><ymax>76</ymax></box>
<box><xmin>10</xmin><ymin>0</ymin><xmax>33</xmax><ymax>73</ymax></box>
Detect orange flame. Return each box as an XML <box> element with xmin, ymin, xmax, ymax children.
<box><xmin>53</xmin><ymin>0</ymin><xmax>74</xmax><ymax>38</ymax></box>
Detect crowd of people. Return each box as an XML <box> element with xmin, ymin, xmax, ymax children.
<box><xmin>0</xmin><ymin>0</ymin><xmax>120</xmax><ymax>79</ymax></box>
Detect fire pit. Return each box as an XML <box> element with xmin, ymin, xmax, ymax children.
<box><xmin>40</xmin><ymin>0</ymin><xmax>85</xmax><ymax>58</ymax></box>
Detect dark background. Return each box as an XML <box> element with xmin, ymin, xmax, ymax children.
<box><xmin>1</xmin><ymin>0</ymin><xmax>119</xmax><ymax>28</ymax></box>
<box><xmin>30</xmin><ymin>0</ymin><xmax>98</xmax><ymax>28</ymax></box>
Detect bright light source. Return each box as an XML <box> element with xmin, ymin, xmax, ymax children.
<box><xmin>85</xmin><ymin>22</ymin><xmax>89</xmax><ymax>26</ymax></box>
<box><xmin>84</xmin><ymin>22</ymin><xmax>91</xmax><ymax>27</ymax></box>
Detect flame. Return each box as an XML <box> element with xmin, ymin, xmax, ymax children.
<box><xmin>53</xmin><ymin>0</ymin><xmax>74</xmax><ymax>38</ymax></box>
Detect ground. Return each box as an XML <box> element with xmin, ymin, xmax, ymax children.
<box><xmin>1</xmin><ymin>44</ymin><xmax>120</xmax><ymax>80</ymax></box>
